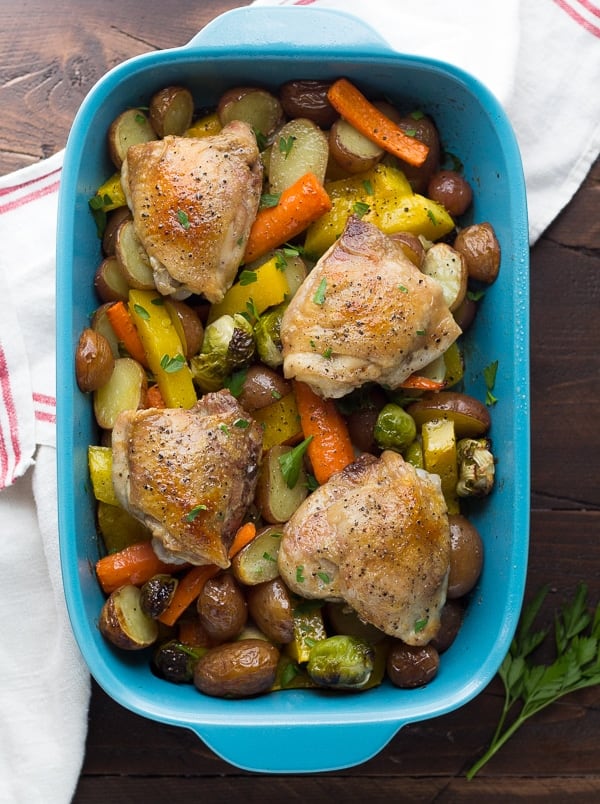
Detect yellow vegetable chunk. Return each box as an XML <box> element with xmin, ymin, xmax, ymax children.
<box><xmin>128</xmin><ymin>289</ymin><xmax>197</xmax><ymax>409</ymax></box>
<box><xmin>286</xmin><ymin>605</ymin><xmax>327</xmax><ymax>664</ymax></box>
<box><xmin>184</xmin><ymin>112</ymin><xmax>222</xmax><ymax>139</ymax></box>
<box><xmin>252</xmin><ymin>392</ymin><xmax>303</xmax><ymax>452</ymax></box>
<box><xmin>207</xmin><ymin>256</ymin><xmax>291</xmax><ymax>324</ymax></box>
<box><xmin>421</xmin><ymin>418</ymin><xmax>460</xmax><ymax>514</ymax></box>
<box><xmin>96</xmin><ymin>500</ymin><xmax>151</xmax><ymax>554</ymax></box>
<box><xmin>88</xmin><ymin>445</ymin><xmax>119</xmax><ymax>506</ymax></box>
<box><xmin>95</xmin><ymin>172</ymin><xmax>127</xmax><ymax>211</ymax></box>
<box><xmin>304</xmin><ymin>163</ymin><xmax>454</xmax><ymax>257</ymax></box>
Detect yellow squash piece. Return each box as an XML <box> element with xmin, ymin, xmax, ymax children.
<box><xmin>88</xmin><ymin>445</ymin><xmax>119</xmax><ymax>506</ymax></box>
<box><xmin>251</xmin><ymin>392</ymin><xmax>303</xmax><ymax>452</ymax></box>
<box><xmin>304</xmin><ymin>163</ymin><xmax>454</xmax><ymax>257</ymax></box>
<box><xmin>96</xmin><ymin>500</ymin><xmax>151</xmax><ymax>554</ymax></box>
<box><xmin>421</xmin><ymin>418</ymin><xmax>460</xmax><ymax>514</ymax></box>
<box><xmin>286</xmin><ymin>604</ymin><xmax>328</xmax><ymax>664</ymax></box>
<box><xmin>184</xmin><ymin>112</ymin><xmax>222</xmax><ymax>139</ymax></box>
<box><xmin>95</xmin><ymin>172</ymin><xmax>127</xmax><ymax>210</ymax></box>
<box><xmin>207</xmin><ymin>255</ymin><xmax>291</xmax><ymax>324</ymax></box>
<box><xmin>128</xmin><ymin>289</ymin><xmax>197</xmax><ymax>409</ymax></box>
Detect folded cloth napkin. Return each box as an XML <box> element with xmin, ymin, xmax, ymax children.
<box><xmin>0</xmin><ymin>1</ymin><xmax>598</xmax><ymax>801</ymax></box>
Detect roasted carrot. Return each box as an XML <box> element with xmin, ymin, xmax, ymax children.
<box><xmin>293</xmin><ymin>380</ymin><xmax>355</xmax><ymax>485</ymax></box>
<box><xmin>327</xmin><ymin>78</ymin><xmax>430</xmax><ymax>168</ymax></box>
<box><xmin>243</xmin><ymin>172</ymin><xmax>332</xmax><ymax>264</ymax></box>
<box><xmin>105</xmin><ymin>300</ymin><xmax>148</xmax><ymax>367</ymax></box>
<box><xmin>228</xmin><ymin>521</ymin><xmax>257</xmax><ymax>559</ymax></box>
<box><xmin>157</xmin><ymin>564</ymin><xmax>220</xmax><ymax>627</ymax></box>
<box><xmin>145</xmin><ymin>383</ymin><xmax>166</xmax><ymax>408</ymax></box>
<box><xmin>95</xmin><ymin>541</ymin><xmax>180</xmax><ymax>595</ymax></box>
<box><xmin>400</xmin><ymin>374</ymin><xmax>446</xmax><ymax>391</ymax></box>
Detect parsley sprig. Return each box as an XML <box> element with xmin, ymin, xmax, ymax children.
<box><xmin>467</xmin><ymin>583</ymin><xmax>600</xmax><ymax>778</ymax></box>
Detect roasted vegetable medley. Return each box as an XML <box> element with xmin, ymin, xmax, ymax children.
<box><xmin>78</xmin><ymin>77</ymin><xmax>501</xmax><ymax>698</ymax></box>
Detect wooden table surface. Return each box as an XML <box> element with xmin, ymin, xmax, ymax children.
<box><xmin>3</xmin><ymin>1</ymin><xmax>600</xmax><ymax>800</ymax></box>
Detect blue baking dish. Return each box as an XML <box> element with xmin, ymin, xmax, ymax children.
<box><xmin>56</xmin><ymin>5</ymin><xmax>529</xmax><ymax>773</ymax></box>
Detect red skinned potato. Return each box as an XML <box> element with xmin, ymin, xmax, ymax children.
<box><xmin>427</xmin><ymin>170</ymin><xmax>473</xmax><ymax>217</ymax></box>
<box><xmin>217</xmin><ymin>87</ymin><xmax>284</xmax><ymax>142</ymax></box>
<box><xmin>75</xmin><ymin>328</ymin><xmax>115</xmax><ymax>393</ymax></box>
<box><xmin>453</xmin><ymin>222</ymin><xmax>501</xmax><ymax>284</ymax></box>
<box><xmin>279</xmin><ymin>79</ymin><xmax>338</xmax><ymax>128</ymax></box>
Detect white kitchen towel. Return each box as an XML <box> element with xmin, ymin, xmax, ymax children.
<box><xmin>0</xmin><ymin>2</ymin><xmax>599</xmax><ymax>802</ymax></box>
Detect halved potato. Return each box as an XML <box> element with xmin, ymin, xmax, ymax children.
<box><xmin>108</xmin><ymin>108</ymin><xmax>156</xmax><ymax>169</ymax></box>
<box><xmin>75</xmin><ymin>328</ymin><xmax>115</xmax><ymax>393</ymax></box>
<box><xmin>149</xmin><ymin>86</ymin><xmax>194</xmax><ymax>137</ymax></box>
<box><xmin>268</xmin><ymin>117</ymin><xmax>329</xmax><ymax>194</ymax></box>
<box><xmin>91</xmin><ymin>303</ymin><xmax>120</xmax><ymax>359</ymax></box>
<box><xmin>328</xmin><ymin>117</ymin><xmax>384</xmax><ymax>175</ymax></box>
<box><xmin>99</xmin><ymin>584</ymin><xmax>159</xmax><ymax>650</ymax></box>
<box><xmin>406</xmin><ymin>391</ymin><xmax>491</xmax><ymax>438</ymax></box>
<box><xmin>231</xmin><ymin>525</ymin><xmax>284</xmax><ymax>586</ymax></box>
<box><xmin>164</xmin><ymin>299</ymin><xmax>204</xmax><ymax>360</ymax></box>
<box><xmin>94</xmin><ymin>256</ymin><xmax>130</xmax><ymax>304</ymax></box>
<box><xmin>217</xmin><ymin>87</ymin><xmax>284</xmax><ymax>142</ymax></box>
<box><xmin>114</xmin><ymin>219</ymin><xmax>155</xmax><ymax>290</ymax></box>
<box><xmin>93</xmin><ymin>357</ymin><xmax>147</xmax><ymax>429</ymax></box>
<box><xmin>420</xmin><ymin>242</ymin><xmax>467</xmax><ymax>312</ymax></box>
<box><xmin>255</xmin><ymin>444</ymin><xmax>309</xmax><ymax>523</ymax></box>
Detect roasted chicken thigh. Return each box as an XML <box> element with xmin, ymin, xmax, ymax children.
<box><xmin>122</xmin><ymin>120</ymin><xmax>262</xmax><ymax>302</ymax></box>
<box><xmin>280</xmin><ymin>216</ymin><xmax>462</xmax><ymax>398</ymax></box>
<box><xmin>278</xmin><ymin>451</ymin><xmax>451</xmax><ymax>645</ymax></box>
<box><xmin>111</xmin><ymin>390</ymin><xmax>263</xmax><ymax>568</ymax></box>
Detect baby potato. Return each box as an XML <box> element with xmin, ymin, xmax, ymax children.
<box><xmin>149</xmin><ymin>86</ymin><xmax>194</xmax><ymax>138</ymax></box>
<box><xmin>107</xmin><ymin>108</ymin><xmax>155</xmax><ymax>169</ymax></box>
<box><xmin>406</xmin><ymin>390</ymin><xmax>491</xmax><ymax>439</ymax></box>
<box><xmin>395</xmin><ymin>113</ymin><xmax>441</xmax><ymax>193</ymax></box>
<box><xmin>193</xmin><ymin>639</ymin><xmax>280</xmax><ymax>698</ymax></box>
<box><xmin>427</xmin><ymin>170</ymin><xmax>473</xmax><ymax>217</ymax></box>
<box><xmin>93</xmin><ymin>357</ymin><xmax>147</xmax><ymax>429</ymax></box>
<box><xmin>164</xmin><ymin>299</ymin><xmax>204</xmax><ymax>360</ymax></box>
<box><xmin>231</xmin><ymin>525</ymin><xmax>283</xmax><ymax>586</ymax></box>
<box><xmin>237</xmin><ymin>364</ymin><xmax>291</xmax><ymax>412</ymax></box>
<box><xmin>268</xmin><ymin>117</ymin><xmax>329</xmax><ymax>194</ymax></box>
<box><xmin>447</xmin><ymin>514</ymin><xmax>484</xmax><ymax>598</ymax></box>
<box><xmin>328</xmin><ymin>117</ymin><xmax>384</xmax><ymax>175</ymax></box>
<box><xmin>246</xmin><ymin>577</ymin><xmax>295</xmax><ymax>644</ymax></box>
<box><xmin>453</xmin><ymin>222</ymin><xmax>501</xmax><ymax>284</ymax></box>
<box><xmin>386</xmin><ymin>641</ymin><xmax>440</xmax><ymax>688</ymax></box>
<box><xmin>390</xmin><ymin>231</ymin><xmax>426</xmax><ymax>268</ymax></box>
<box><xmin>197</xmin><ymin>572</ymin><xmax>248</xmax><ymax>643</ymax></box>
<box><xmin>99</xmin><ymin>584</ymin><xmax>159</xmax><ymax>650</ymax></box>
<box><xmin>420</xmin><ymin>242</ymin><xmax>468</xmax><ymax>312</ymax></box>
<box><xmin>279</xmin><ymin>79</ymin><xmax>338</xmax><ymax>128</ymax></box>
<box><xmin>75</xmin><ymin>328</ymin><xmax>115</xmax><ymax>393</ymax></box>
<box><xmin>255</xmin><ymin>444</ymin><xmax>308</xmax><ymax>524</ymax></box>
<box><xmin>217</xmin><ymin>87</ymin><xmax>284</xmax><ymax>142</ymax></box>
<box><xmin>114</xmin><ymin>219</ymin><xmax>155</xmax><ymax>290</ymax></box>
<box><xmin>94</xmin><ymin>256</ymin><xmax>130</xmax><ymax>304</ymax></box>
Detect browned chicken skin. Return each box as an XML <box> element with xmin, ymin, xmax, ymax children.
<box><xmin>280</xmin><ymin>216</ymin><xmax>461</xmax><ymax>398</ymax></box>
<box><xmin>122</xmin><ymin>121</ymin><xmax>262</xmax><ymax>302</ymax></box>
<box><xmin>111</xmin><ymin>390</ymin><xmax>263</xmax><ymax>568</ymax></box>
<box><xmin>278</xmin><ymin>451</ymin><xmax>451</xmax><ymax>645</ymax></box>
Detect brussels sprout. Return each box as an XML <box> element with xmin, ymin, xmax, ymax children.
<box><xmin>456</xmin><ymin>437</ymin><xmax>495</xmax><ymax>497</ymax></box>
<box><xmin>306</xmin><ymin>635</ymin><xmax>375</xmax><ymax>690</ymax></box>
<box><xmin>152</xmin><ymin>640</ymin><xmax>207</xmax><ymax>684</ymax></box>
<box><xmin>191</xmin><ymin>313</ymin><xmax>255</xmax><ymax>392</ymax></box>
<box><xmin>404</xmin><ymin>437</ymin><xmax>424</xmax><ymax>469</ymax></box>
<box><xmin>254</xmin><ymin>303</ymin><xmax>286</xmax><ymax>369</ymax></box>
<box><xmin>374</xmin><ymin>403</ymin><xmax>417</xmax><ymax>453</ymax></box>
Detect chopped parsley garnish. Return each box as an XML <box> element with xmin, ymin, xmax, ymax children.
<box><xmin>353</xmin><ymin>200</ymin><xmax>370</xmax><ymax>218</ymax></box>
<box><xmin>426</xmin><ymin>208</ymin><xmax>438</xmax><ymax>225</ymax></box>
<box><xmin>133</xmin><ymin>303</ymin><xmax>150</xmax><ymax>320</ymax></box>
<box><xmin>238</xmin><ymin>269</ymin><xmax>257</xmax><ymax>286</ymax></box>
<box><xmin>160</xmin><ymin>353</ymin><xmax>186</xmax><ymax>373</ymax></box>
<box><xmin>177</xmin><ymin>209</ymin><xmax>191</xmax><ymax>229</ymax></box>
<box><xmin>254</xmin><ymin>129</ymin><xmax>268</xmax><ymax>151</ymax></box>
<box><xmin>185</xmin><ymin>503</ymin><xmax>207</xmax><ymax>522</ymax></box>
<box><xmin>88</xmin><ymin>193</ymin><xmax>113</xmax><ymax>238</ymax></box>
<box><xmin>135</xmin><ymin>112</ymin><xmax>147</xmax><ymax>125</ymax></box>
<box><xmin>312</xmin><ymin>278</ymin><xmax>327</xmax><ymax>305</ymax></box>
<box><xmin>296</xmin><ymin>566</ymin><xmax>305</xmax><ymax>584</ymax></box>
<box><xmin>416</xmin><ymin>329</ymin><xmax>426</xmax><ymax>336</ymax></box>
<box><xmin>223</xmin><ymin>368</ymin><xmax>247</xmax><ymax>398</ymax></box>
<box><xmin>259</xmin><ymin>192</ymin><xmax>280</xmax><ymax>209</ymax></box>
<box><xmin>278</xmin><ymin>135</ymin><xmax>296</xmax><ymax>158</ymax></box>
<box><xmin>403</xmin><ymin>128</ymin><xmax>417</xmax><ymax>138</ymax></box>
<box><xmin>233</xmin><ymin>417</ymin><xmax>250</xmax><ymax>429</ymax></box>
<box><xmin>219</xmin><ymin>424</ymin><xmax>229</xmax><ymax>435</ymax></box>
<box><xmin>317</xmin><ymin>571</ymin><xmax>331</xmax><ymax>584</ymax></box>
<box><xmin>279</xmin><ymin>436</ymin><xmax>313</xmax><ymax>489</ymax></box>
<box><xmin>410</xmin><ymin>109</ymin><xmax>425</xmax><ymax>120</ymax></box>
<box><xmin>362</xmin><ymin>179</ymin><xmax>374</xmax><ymax>195</ymax></box>
<box><xmin>280</xmin><ymin>661</ymin><xmax>301</xmax><ymax>687</ymax></box>
<box><xmin>483</xmin><ymin>360</ymin><xmax>499</xmax><ymax>406</ymax></box>
<box><xmin>414</xmin><ymin>616</ymin><xmax>429</xmax><ymax>633</ymax></box>
<box><xmin>262</xmin><ymin>551</ymin><xmax>277</xmax><ymax>563</ymax></box>
<box><xmin>398</xmin><ymin>284</ymin><xmax>408</xmax><ymax>293</ymax></box>
<box><xmin>322</xmin><ymin>347</ymin><xmax>333</xmax><ymax>360</ymax></box>
<box><xmin>468</xmin><ymin>288</ymin><xmax>486</xmax><ymax>302</ymax></box>
<box><xmin>151</xmin><ymin>296</ymin><xmax>164</xmax><ymax>305</ymax></box>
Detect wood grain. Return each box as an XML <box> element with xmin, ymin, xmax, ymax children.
<box><xmin>2</xmin><ymin>0</ymin><xmax>599</xmax><ymax>800</ymax></box>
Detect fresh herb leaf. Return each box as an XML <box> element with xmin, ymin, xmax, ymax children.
<box><xmin>151</xmin><ymin>297</ymin><xmax>165</xmax><ymax>306</ymax></box>
<box><xmin>177</xmin><ymin>209</ymin><xmax>191</xmax><ymax>229</ymax></box>
<box><xmin>467</xmin><ymin>583</ymin><xmax>600</xmax><ymax>779</ymax></box>
<box><xmin>233</xmin><ymin>417</ymin><xmax>250</xmax><ymax>429</ymax></box>
<box><xmin>362</xmin><ymin>179</ymin><xmax>374</xmax><ymax>195</ymax></box>
<box><xmin>426</xmin><ymin>208</ymin><xmax>438</xmax><ymax>225</ymax></box>
<box><xmin>160</xmin><ymin>353</ymin><xmax>186</xmax><ymax>373</ymax></box>
<box><xmin>483</xmin><ymin>360</ymin><xmax>499</xmax><ymax>406</ymax></box>
<box><xmin>398</xmin><ymin>284</ymin><xmax>408</xmax><ymax>293</ymax></box>
<box><xmin>133</xmin><ymin>303</ymin><xmax>150</xmax><ymax>321</ymax></box>
<box><xmin>468</xmin><ymin>288</ymin><xmax>486</xmax><ymax>302</ymax></box>
<box><xmin>260</xmin><ymin>192</ymin><xmax>280</xmax><ymax>209</ymax></box>
<box><xmin>353</xmin><ymin>200</ymin><xmax>370</xmax><ymax>218</ymax></box>
<box><xmin>223</xmin><ymin>368</ymin><xmax>247</xmax><ymax>398</ymax></box>
<box><xmin>238</xmin><ymin>269</ymin><xmax>257</xmax><ymax>286</ymax></box>
<box><xmin>88</xmin><ymin>193</ymin><xmax>113</xmax><ymax>238</ymax></box>
<box><xmin>322</xmin><ymin>347</ymin><xmax>333</xmax><ymax>360</ymax></box>
<box><xmin>219</xmin><ymin>424</ymin><xmax>230</xmax><ymax>435</ymax></box>
<box><xmin>135</xmin><ymin>112</ymin><xmax>147</xmax><ymax>125</ymax></box>
<box><xmin>279</xmin><ymin>436</ymin><xmax>313</xmax><ymax>489</ymax></box>
<box><xmin>414</xmin><ymin>617</ymin><xmax>429</xmax><ymax>633</ymax></box>
<box><xmin>278</xmin><ymin>135</ymin><xmax>296</xmax><ymax>158</ymax></box>
<box><xmin>263</xmin><ymin>551</ymin><xmax>277</xmax><ymax>563</ymax></box>
<box><xmin>254</xmin><ymin>129</ymin><xmax>268</xmax><ymax>151</ymax></box>
<box><xmin>296</xmin><ymin>566</ymin><xmax>305</xmax><ymax>584</ymax></box>
<box><xmin>312</xmin><ymin>278</ymin><xmax>327</xmax><ymax>305</ymax></box>
<box><xmin>410</xmin><ymin>109</ymin><xmax>425</xmax><ymax>120</ymax></box>
<box><xmin>185</xmin><ymin>503</ymin><xmax>207</xmax><ymax>522</ymax></box>
<box><xmin>403</xmin><ymin>128</ymin><xmax>417</xmax><ymax>138</ymax></box>
<box><xmin>416</xmin><ymin>329</ymin><xmax>426</xmax><ymax>336</ymax></box>
<box><xmin>317</xmin><ymin>571</ymin><xmax>331</xmax><ymax>584</ymax></box>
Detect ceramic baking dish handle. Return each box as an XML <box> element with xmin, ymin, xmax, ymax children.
<box><xmin>187</xmin><ymin>6</ymin><xmax>393</xmax><ymax>55</ymax></box>
<box><xmin>191</xmin><ymin>719</ymin><xmax>404</xmax><ymax>773</ymax></box>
